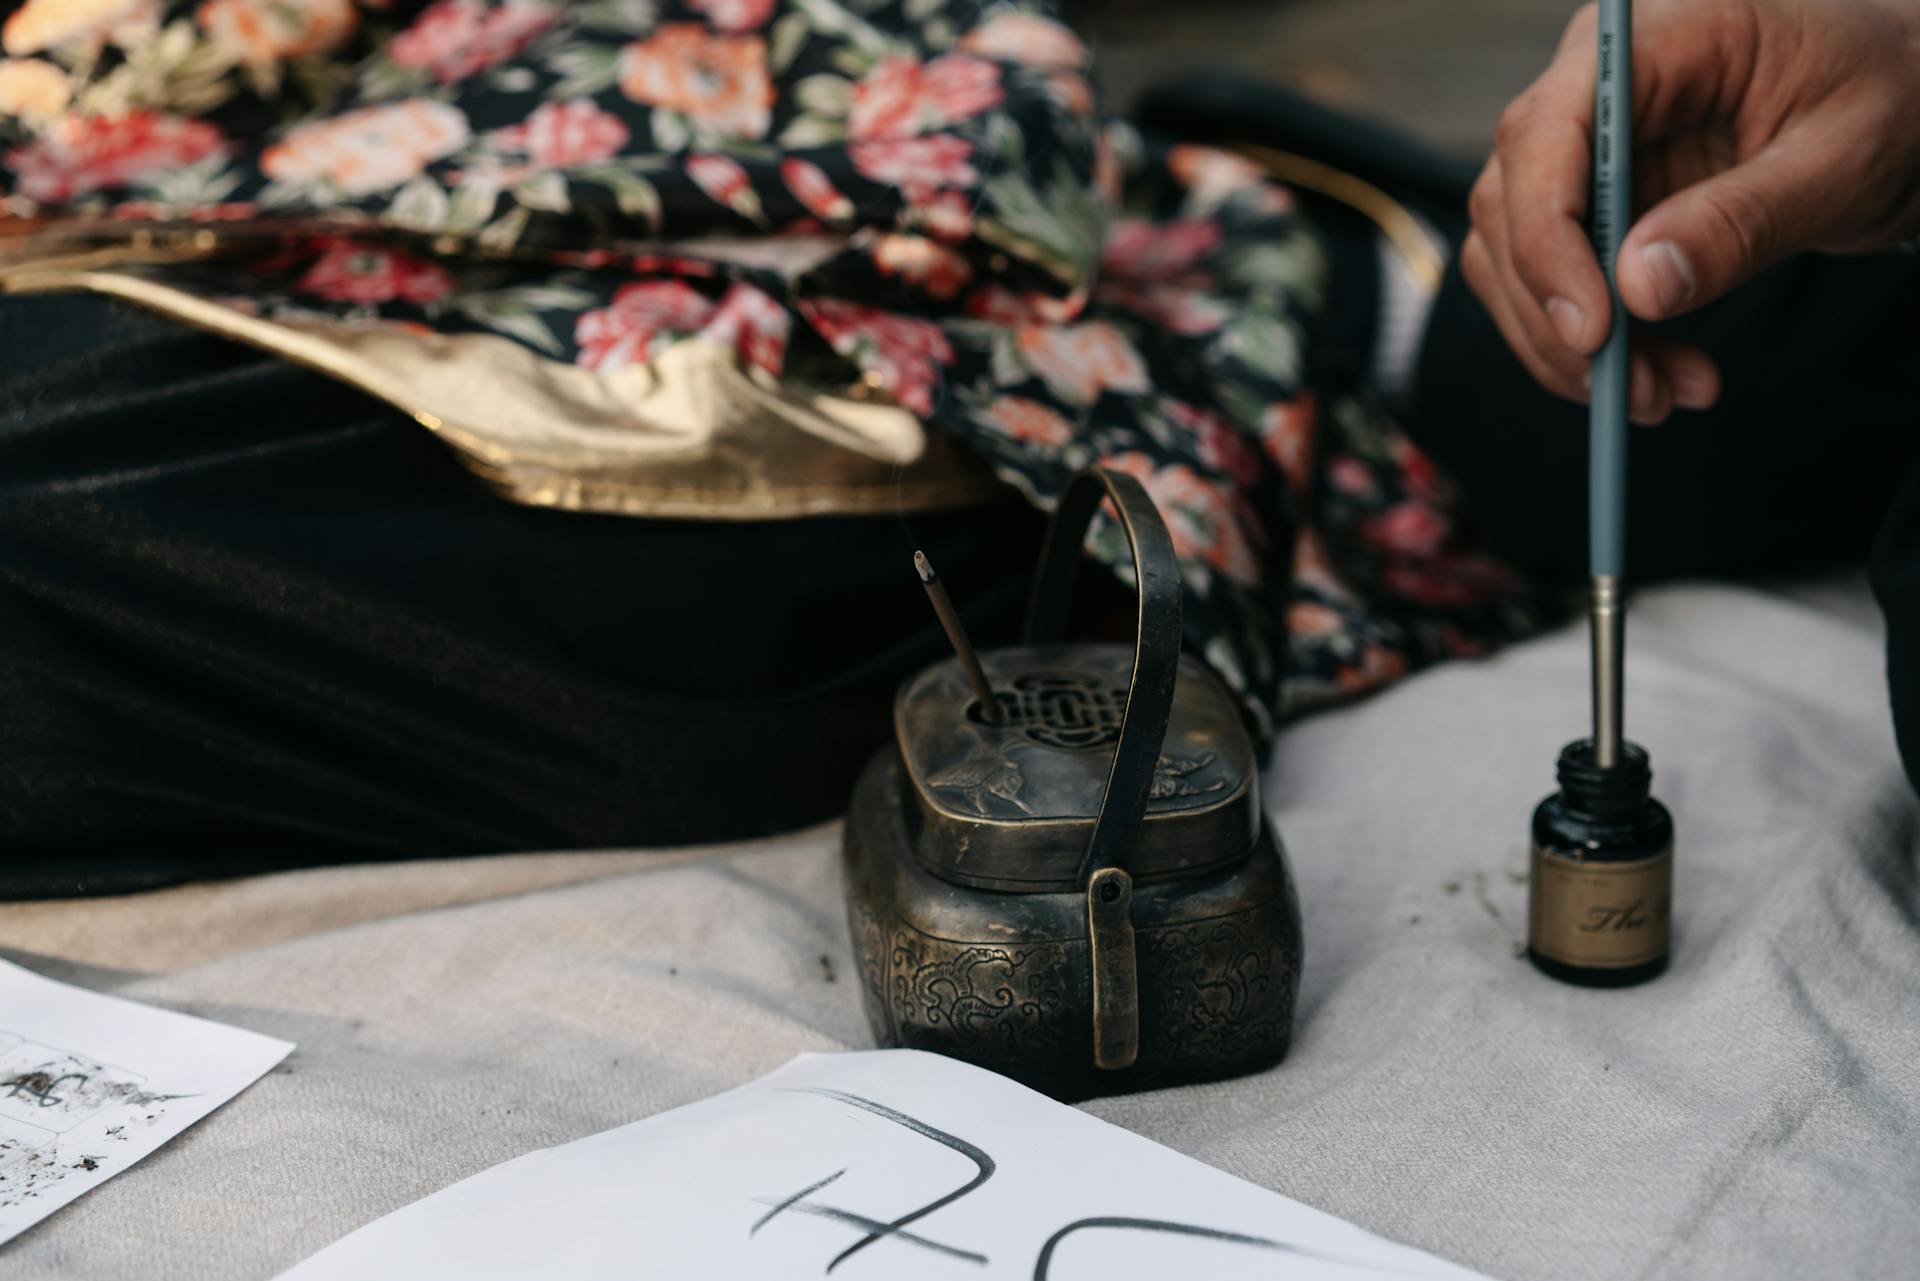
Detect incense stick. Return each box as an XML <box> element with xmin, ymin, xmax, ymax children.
<box><xmin>914</xmin><ymin>550</ymin><xmax>1003</xmax><ymax>723</ymax></box>
<box><xmin>1590</xmin><ymin>0</ymin><xmax>1631</xmax><ymax>768</ymax></box>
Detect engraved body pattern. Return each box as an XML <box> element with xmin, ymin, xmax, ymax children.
<box><xmin>841</xmin><ymin>751</ymin><xmax>1298</xmax><ymax>1093</ymax></box>
<box><xmin>1140</xmin><ymin>912</ymin><xmax>1298</xmax><ymax>1066</ymax></box>
<box><xmin>886</xmin><ymin>929</ymin><xmax>1075</xmax><ymax>1062</ymax></box>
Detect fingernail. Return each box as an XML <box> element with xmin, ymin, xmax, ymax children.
<box><xmin>1545</xmin><ymin>297</ymin><xmax>1587</xmax><ymax>349</ymax></box>
<box><xmin>1638</xmin><ymin>240</ymin><xmax>1696</xmax><ymax>312</ymax></box>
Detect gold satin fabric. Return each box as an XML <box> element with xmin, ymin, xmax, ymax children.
<box><xmin>0</xmin><ymin>237</ymin><xmax>1003</xmax><ymax>521</ymax></box>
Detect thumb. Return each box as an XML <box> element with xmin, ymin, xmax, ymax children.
<box><xmin>1616</xmin><ymin>140</ymin><xmax>1835</xmax><ymax>320</ymax></box>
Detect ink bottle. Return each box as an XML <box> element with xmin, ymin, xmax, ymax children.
<box><xmin>1527</xmin><ymin>739</ymin><xmax>1672</xmax><ymax>987</ymax></box>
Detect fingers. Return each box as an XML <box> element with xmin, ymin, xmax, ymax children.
<box><xmin>1462</xmin><ymin>201</ymin><xmax>1586</xmax><ymax>403</ymax></box>
<box><xmin>1464</xmin><ymin>212</ymin><xmax>1720</xmax><ymax>424</ymax></box>
<box><xmin>1622</xmin><ymin>338</ymin><xmax>1721</xmax><ymax>426</ymax></box>
<box><xmin>1472</xmin><ymin>0</ymin><xmax>1762</xmax><ymax>365</ymax></box>
<box><xmin>1468</xmin><ymin>158</ymin><xmax>1590</xmax><ymax>394</ymax></box>
<box><xmin>1645</xmin><ymin>337</ymin><xmax>1719</xmax><ymax>414</ymax></box>
<box><xmin>1617</xmin><ymin>131</ymin><xmax>1851</xmax><ymax>321</ymax></box>
<box><xmin>1491</xmin><ymin>38</ymin><xmax>1613</xmax><ymax>356</ymax></box>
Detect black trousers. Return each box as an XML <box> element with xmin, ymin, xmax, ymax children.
<box><xmin>0</xmin><ymin>293</ymin><xmax>1050</xmax><ymax>896</ymax></box>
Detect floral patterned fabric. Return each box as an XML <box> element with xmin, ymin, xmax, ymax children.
<box><xmin>0</xmin><ymin>0</ymin><xmax>1550</xmax><ymax>735</ymax></box>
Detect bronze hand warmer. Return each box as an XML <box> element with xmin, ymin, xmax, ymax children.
<box><xmin>842</xmin><ymin>466</ymin><xmax>1302</xmax><ymax>1097</ymax></box>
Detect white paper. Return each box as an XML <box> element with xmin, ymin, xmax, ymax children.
<box><xmin>281</xmin><ymin>1050</ymin><xmax>1493</xmax><ymax>1280</ymax></box>
<box><xmin>0</xmin><ymin>958</ymin><xmax>292</xmax><ymax>1244</ymax></box>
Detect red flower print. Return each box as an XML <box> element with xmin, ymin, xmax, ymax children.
<box><xmin>1166</xmin><ymin>400</ymin><xmax>1264</xmax><ymax>488</ymax></box>
<box><xmin>1259</xmin><ymin>394</ymin><xmax>1316</xmax><ymax>492</ymax></box>
<box><xmin>979</xmin><ymin>396</ymin><xmax>1073</xmax><ymax>448</ymax></box>
<box><xmin>1326</xmin><ymin>453</ymin><xmax>1375</xmax><ymax>499</ymax></box>
<box><xmin>1167</xmin><ymin>146</ymin><xmax>1261</xmax><ymax>196</ymax></box>
<box><xmin>1168</xmin><ymin>144</ymin><xmax>1294</xmax><ymax>215</ymax></box>
<box><xmin>573</xmin><ymin>280</ymin><xmax>788</xmax><ymax>374</ymax></box>
<box><xmin>955</xmin><ymin>12</ymin><xmax>1087</xmax><ymax>69</ymax></box>
<box><xmin>686</xmin><ymin>152</ymin><xmax>761</xmax><ymax>220</ymax></box>
<box><xmin>849</xmin><ymin>135</ymin><xmax>977</xmax><ymax>190</ymax></box>
<box><xmin>263</xmin><ymin>99</ymin><xmax>469</xmax><ymax>196</ymax></box>
<box><xmin>1044</xmin><ymin>70</ymin><xmax>1092</xmax><ymax>116</ymax></box>
<box><xmin>1291</xmin><ymin>526</ymin><xmax>1348</xmax><ymax>600</ymax></box>
<box><xmin>196</xmin><ymin>0</ymin><xmax>357</xmax><ymax>63</ymax></box>
<box><xmin>574</xmin><ymin>280</ymin><xmax>719</xmax><ymax>372</ymax></box>
<box><xmin>620</xmin><ymin>24</ymin><xmax>773</xmax><ymax>141</ymax></box>
<box><xmin>297</xmin><ymin>239</ymin><xmax>453</xmax><ymax>304</ymax></box>
<box><xmin>548</xmin><ymin>248</ymin><xmax>614</xmax><ymax>268</ymax></box>
<box><xmin>779</xmin><ymin>157</ymin><xmax>852</xmax><ymax>222</ymax></box>
<box><xmin>800</xmin><ymin>299</ymin><xmax>954</xmax><ymax>416</ymax></box>
<box><xmin>685</xmin><ymin>0</ymin><xmax>774</xmax><ymax>33</ymax></box>
<box><xmin>7</xmin><ymin>111</ymin><xmax>225</xmax><ymax>202</ymax></box>
<box><xmin>1016</xmin><ymin>321</ymin><xmax>1149</xmax><ymax>404</ymax></box>
<box><xmin>1387</xmin><ymin>434</ymin><xmax>1448</xmax><ymax>505</ymax></box>
<box><xmin>1101</xmin><ymin>217</ymin><xmax>1220</xmax><ymax>281</ymax></box>
<box><xmin>870</xmin><ymin>233</ymin><xmax>972</xmax><ymax>301</ymax></box>
<box><xmin>848</xmin><ymin>54</ymin><xmax>1002</xmax><ymax>141</ymax></box>
<box><xmin>1094</xmin><ymin>282</ymin><xmax>1229</xmax><ymax>335</ymax></box>
<box><xmin>1286</xmin><ymin>599</ymin><xmax>1347</xmax><ymax>640</ymax></box>
<box><xmin>489</xmin><ymin>99</ymin><xmax>628</xmax><ymax>169</ymax></box>
<box><xmin>965</xmin><ymin>285</ymin><xmax>1081</xmax><ymax>327</ymax></box>
<box><xmin>1335</xmin><ymin>643</ymin><xmax>1410</xmax><ymax>694</ymax></box>
<box><xmin>1362</xmin><ymin>501</ymin><xmax>1451</xmax><ymax>558</ymax></box>
<box><xmin>1101</xmin><ymin>451</ymin><xmax>1262</xmax><ymax>586</ymax></box>
<box><xmin>905</xmin><ymin>187</ymin><xmax>971</xmax><ymax>242</ymax></box>
<box><xmin>630</xmin><ymin>252</ymin><xmax>717</xmax><ymax>277</ymax></box>
<box><xmin>1383</xmin><ymin>554</ymin><xmax>1515</xmax><ymax>608</ymax></box>
<box><xmin>3</xmin><ymin>0</ymin><xmax>158</xmax><ymax>57</ymax></box>
<box><xmin>701</xmin><ymin>282</ymin><xmax>789</xmax><ymax>374</ymax></box>
<box><xmin>1095</xmin><ymin>216</ymin><xmax>1229</xmax><ymax>335</ymax></box>
<box><xmin>389</xmin><ymin>0</ymin><xmax>553</xmax><ymax>84</ymax></box>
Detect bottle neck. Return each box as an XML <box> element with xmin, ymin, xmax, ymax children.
<box><xmin>1556</xmin><ymin>737</ymin><xmax>1652</xmax><ymax>822</ymax></box>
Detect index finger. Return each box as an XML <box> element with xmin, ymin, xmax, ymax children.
<box><xmin>1492</xmin><ymin>26</ymin><xmax>1613</xmax><ymax>356</ymax></box>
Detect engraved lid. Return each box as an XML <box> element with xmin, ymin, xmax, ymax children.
<box><xmin>895</xmin><ymin>643</ymin><xmax>1259</xmax><ymax>892</ymax></box>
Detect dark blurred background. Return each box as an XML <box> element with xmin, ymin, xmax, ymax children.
<box><xmin>1076</xmin><ymin>0</ymin><xmax>1578</xmax><ymax>157</ymax></box>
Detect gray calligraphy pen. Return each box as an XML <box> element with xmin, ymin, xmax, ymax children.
<box><xmin>1527</xmin><ymin>0</ymin><xmax>1675</xmax><ymax>987</ymax></box>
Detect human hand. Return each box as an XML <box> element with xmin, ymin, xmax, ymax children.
<box><xmin>1464</xmin><ymin>0</ymin><xmax>1920</xmax><ymax>423</ymax></box>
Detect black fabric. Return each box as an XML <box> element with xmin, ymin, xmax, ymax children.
<box><xmin>1411</xmin><ymin>252</ymin><xmax>1920</xmax><ymax>584</ymax></box>
<box><xmin>1133</xmin><ymin>71</ymin><xmax>1478</xmax><ymax>223</ymax></box>
<box><xmin>0</xmin><ymin>292</ymin><xmax>1046</xmax><ymax>898</ymax></box>
<box><xmin>1873</xmin><ymin>468</ymin><xmax>1920</xmax><ymax>802</ymax></box>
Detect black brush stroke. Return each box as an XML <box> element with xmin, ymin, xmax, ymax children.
<box><xmin>751</xmin><ymin>1169</ymin><xmax>847</xmax><ymax>1236</ymax></box>
<box><xmin>778</xmin><ymin>1086</ymin><xmax>996</xmax><ymax>1273</ymax></box>
<box><xmin>1032</xmin><ymin>1216</ymin><xmax>1438</xmax><ymax>1279</ymax></box>
<box><xmin>754</xmin><ymin>1198</ymin><xmax>989</xmax><ymax>1266</ymax></box>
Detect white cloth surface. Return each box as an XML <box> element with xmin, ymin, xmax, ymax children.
<box><xmin>2</xmin><ymin>580</ymin><xmax>1917</xmax><ymax>1280</ymax></box>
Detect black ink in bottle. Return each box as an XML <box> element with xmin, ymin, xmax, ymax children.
<box><xmin>1528</xmin><ymin>739</ymin><xmax>1672</xmax><ymax>987</ymax></box>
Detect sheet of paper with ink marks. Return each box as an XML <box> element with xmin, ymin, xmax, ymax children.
<box><xmin>282</xmin><ymin>1050</ymin><xmax>1493</xmax><ymax>1280</ymax></box>
<box><xmin>0</xmin><ymin>959</ymin><xmax>292</xmax><ymax>1246</ymax></box>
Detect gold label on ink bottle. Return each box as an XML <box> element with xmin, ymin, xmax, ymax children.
<box><xmin>1529</xmin><ymin>845</ymin><xmax>1671</xmax><ymax>968</ymax></box>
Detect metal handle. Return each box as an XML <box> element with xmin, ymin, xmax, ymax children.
<box><xmin>1023</xmin><ymin>467</ymin><xmax>1184</xmax><ymax>1070</ymax></box>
